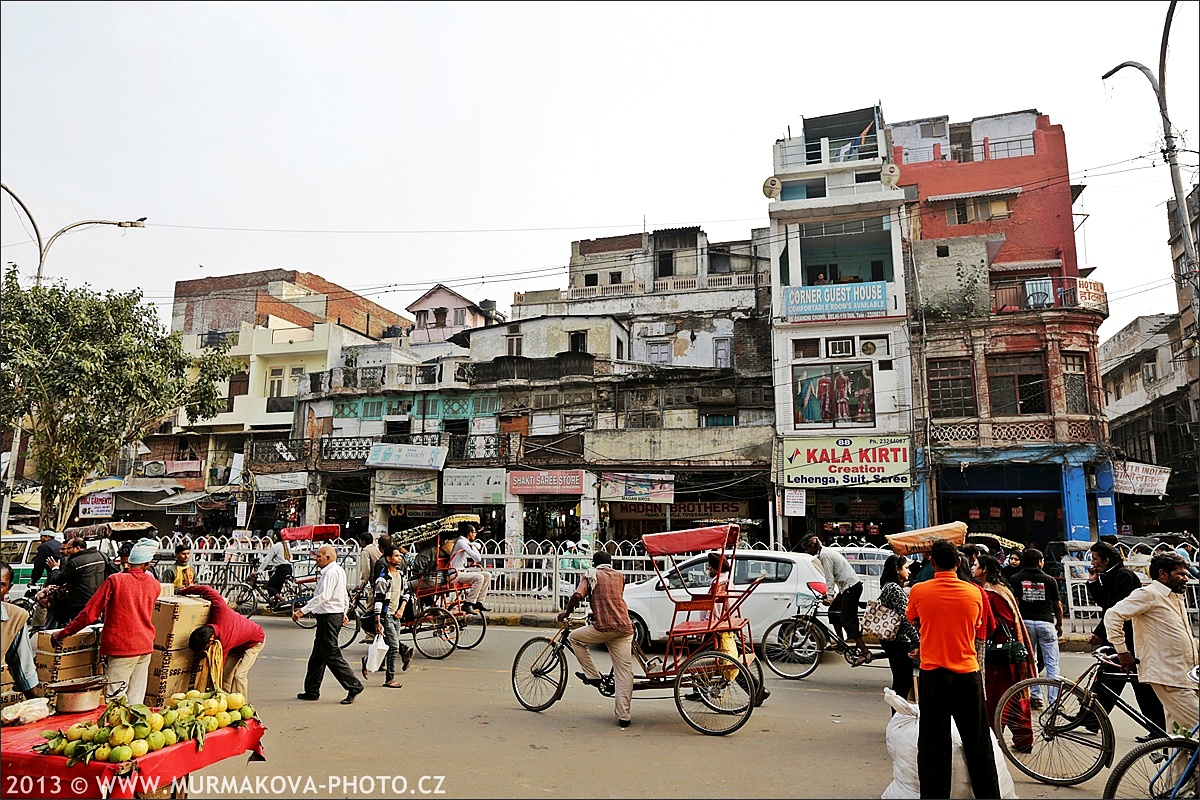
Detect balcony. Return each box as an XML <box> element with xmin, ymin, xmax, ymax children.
<box><xmin>991</xmin><ymin>277</ymin><xmax>1108</xmax><ymax>317</ymax></box>
<box><xmin>247</xmin><ymin>438</ymin><xmax>313</xmax><ymax>472</ymax></box>
<box><xmin>777</xmin><ymin>133</ymin><xmax>882</xmax><ymax>172</ymax></box>
<box><xmin>900</xmin><ymin>135</ymin><xmax>1036</xmax><ymax>165</ymax></box>
<box><xmin>265</xmin><ymin>395</ymin><xmax>295</xmax><ymax>414</ymax></box>
<box><xmin>301</xmin><ymin>362</ymin><xmax>474</xmax><ymax>399</ymax></box>
<box><xmin>920</xmin><ymin>417</ymin><xmax>1105</xmax><ymax>448</ymax></box>
<box><xmin>471</xmin><ymin>352</ymin><xmax>599</xmax><ymax>385</ymax></box>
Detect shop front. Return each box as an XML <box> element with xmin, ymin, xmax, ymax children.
<box><xmin>780</xmin><ymin>435</ymin><xmax>915</xmax><ymax>547</ymax></box>
<box><xmin>439</xmin><ymin>467</ymin><xmax>507</xmax><ymax>541</ymax></box>
<box><xmin>607</xmin><ymin>499</ymin><xmax>751</xmax><ymax>541</ymax></box>
<box><xmin>506</xmin><ymin>469</ymin><xmax>598</xmax><ymax>551</ymax></box>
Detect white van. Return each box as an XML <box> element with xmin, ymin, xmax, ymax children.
<box><xmin>0</xmin><ymin>532</ymin><xmax>46</xmax><ymax>601</ymax></box>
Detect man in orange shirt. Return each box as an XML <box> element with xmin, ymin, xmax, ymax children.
<box><xmin>907</xmin><ymin>538</ymin><xmax>999</xmax><ymax>799</ymax></box>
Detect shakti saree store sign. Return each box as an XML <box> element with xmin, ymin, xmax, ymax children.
<box><xmin>508</xmin><ymin>470</ymin><xmax>585</xmax><ymax>495</ymax></box>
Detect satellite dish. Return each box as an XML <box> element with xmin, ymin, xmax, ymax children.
<box><xmin>880</xmin><ymin>163</ymin><xmax>901</xmax><ymax>188</ymax></box>
<box><xmin>762</xmin><ymin>176</ymin><xmax>782</xmax><ymax>199</ymax></box>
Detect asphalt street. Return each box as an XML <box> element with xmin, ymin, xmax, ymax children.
<box><xmin>189</xmin><ymin>616</ymin><xmax>1147</xmax><ymax>799</ymax></box>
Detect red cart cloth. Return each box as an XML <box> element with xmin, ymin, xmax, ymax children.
<box><xmin>0</xmin><ymin>710</ymin><xmax>265</xmax><ymax>799</ymax></box>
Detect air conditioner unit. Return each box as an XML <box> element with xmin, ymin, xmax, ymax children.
<box><xmin>143</xmin><ymin>460</ymin><xmax>166</xmax><ymax>477</ymax></box>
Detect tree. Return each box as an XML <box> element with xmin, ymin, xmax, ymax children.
<box><xmin>0</xmin><ymin>265</ymin><xmax>238</xmax><ymax>530</ymax></box>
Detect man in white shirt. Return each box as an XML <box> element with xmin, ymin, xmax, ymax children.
<box><xmin>803</xmin><ymin>534</ymin><xmax>871</xmax><ymax>666</ymax></box>
<box><xmin>449</xmin><ymin>522</ymin><xmax>492</xmax><ymax>613</ymax></box>
<box><xmin>1105</xmin><ymin>551</ymin><xmax>1199</xmax><ymax>736</ymax></box>
<box><xmin>293</xmin><ymin>545</ymin><xmax>363</xmax><ymax>705</ymax></box>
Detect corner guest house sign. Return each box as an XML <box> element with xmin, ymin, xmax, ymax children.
<box><xmin>783</xmin><ymin>281</ymin><xmax>888</xmax><ymax>317</ymax></box>
<box><xmin>783</xmin><ymin>436</ymin><xmax>911</xmax><ymax>488</ymax></box>
<box><xmin>508</xmin><ymin>470</ymin><xmax>585</xmax><ymax>495</ymax></box>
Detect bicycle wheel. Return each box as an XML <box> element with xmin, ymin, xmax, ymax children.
<box><xmin>336</xmin><ymin>605</ymin><xmax>360</xmax><ymax>650</ymax></box>
<box><xmin>994</xmin><ymin>677</ymin><xmax>1113</xmax><ymax>786</ymax></box>
<box><xmin>761</xmin><ymin>617</ymin><xmax>825</xmax><ymax>679</ymax></box>
<box><xmin>412</xmin><ymin>606</ymin><xmax>459</xmax><ymax>659</ymax></box>
<box><xmin>228</xmin><ymin>583</ymin><xmax>261</xmax><ymax>617</ymax></box>
<box><xmin>511</xmin><ymin>636</ymin><xmax>567</xmax><ymax>712</ymax></box>
<box><xmin>674</xmin><ymin>651</ymin><xmax>754</xmax><ymax>736</ymax></box>
<box><xmin>456</xmin><ymin>611</ymin><xmax>487</xmax><ymax>650</ymax></box>
<box><xmin>1104</xmin><ymin>737</ymin><xmax>1199</xmax><ymax>799</ymax></box>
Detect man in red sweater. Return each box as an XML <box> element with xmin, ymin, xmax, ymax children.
<box><xmin>52</xmin><ymin>538</ymin><xmax>161</xmax><ymax>705</ymax></box>
<box><xmin>179</xmin><ymin>584</ymin><xmax>265</xmax><ymax>698</ymax></box>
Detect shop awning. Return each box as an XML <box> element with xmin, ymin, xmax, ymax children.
<box><xmin>926</xmin><ymin>187</ymin><xmax>1022</xmax><ymax>203</ymax></box>
<box><xmin>154</xmin><ymin>490</ymin><xmax>210</xmax><ymax>507</ymax></box>
<box><xmin>107</xmin><ymin>478</ymin><xmax>183</xmax><ymax>494</ymax></box>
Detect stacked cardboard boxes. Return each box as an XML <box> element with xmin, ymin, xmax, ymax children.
<box><xmin>145</xmin><ymin>595</ymin><xmax>210</xmax><ymax>707</ymax></box>
<box><xmin>36</xmin><ymin>625</ymin><xmax>103</xmax><ymax>685</ymax></box>
<box><xmin>0</xmin><ymin>662</ymin><xmax>19</xmax><ymax>709</ymax></box>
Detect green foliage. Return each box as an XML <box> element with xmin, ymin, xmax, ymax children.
<box><xmin>1</xmin><ymin>265</ymin><xmax>238</xmax><ymax>529</ymax></box>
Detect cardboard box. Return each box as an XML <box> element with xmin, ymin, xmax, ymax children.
<box><xmin>36</xmin><ymin>625</ymin><xmax>102</xmax><ymax>654</ymax></box>
<box><xmin>35</xmin><ymin>649</ymin><xmax>99</xmax><ymax>672</ymax></box>
<box><xmin>1</xmin><ymin>690</ymin><xmax>22</xmax><ymax>709</ymax></box>
<box><xmin>146</xmin><ymin>668</ymin><xmax>197</xmax><ymax>707</ymax></box>
<box><xmin>37</xmin><ymin>662</ymin><xmax>98</xmax><ymax>684</ymax></box>
<box><xmin>151</xmin><ymin>596</ymin><xmax>211</xmax><ymax>651</ymax></box>
<box><xmin>150</xmin><ymin>647</ymin><xmax>195</xmax><ymax>679</ymax></box>
<box><xmin>0</xmin><ymin>662</ymin><xmax>11</xmax><ymax>693</ymax></box>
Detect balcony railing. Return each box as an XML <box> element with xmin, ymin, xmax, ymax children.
<box><xmin>563</xmin><ymin>281</ymin><xmax>645</xmax><ymax>300</ymax></box>
<box><xmin>991</xmin><ymin>277</ymin><xmax>1108</xmax><ymax>317</ymax></box>
<box><xmin>900</xmin><ymin>135</ymin><xmax>1036</xmax><ymax>165</ymax></box>
<box><xmin>778</xmin><ymin>133</ymin><xmax>881</xmax><ymax>171</ymax></box>
<box><xmin>245</xmin><ymin>432</ymin><xmax>522</xmax><ymax>472</ymax></box>
<box><xmin>551</xmin><ymin>272</ymin><xmax>762</xmax><ymax>303</ymax></box>
<box><xmin>471</xmin><ymin>352</ymin><xmax>598</xmax><ymax>385</ymax></box>
<box><xmin>247</xmin><ymin>438</ymin><xmax>312</xmax><ymax>470</ymax></box>
<box><xmin>265</xmin><ymin>395</ymin><xmax>295</xmax><ymax>414</ymax></box>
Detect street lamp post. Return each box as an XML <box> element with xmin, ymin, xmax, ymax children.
<box><xmin>1101</xmin><ymin>0</ymin><xmax>1200</xmax><ymax>529</ymax></box>
<box><xmin>0</xmin><ymin>183</ymin><xmax>146</xmax><ymax>534</ymax></box>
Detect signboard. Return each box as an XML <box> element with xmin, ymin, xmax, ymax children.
<box><xmin>610</xmin><ymin>500</ymin><xmax>748</xmax><ymax>520</ymax></box>
<box><xmin>1112</xmin><ymin>460</ymin><xmax>1171</xmax><ymax>496</ymax></box>
<box><xmin>253</xmin><ymin>471</ymin><xmax>307</xmax><ymax>493</ymax></box>
<box><xmin>442</xmin><ymin>468</ymin><xmax>506</xmax><ymax>505</ymax></box>
<box><xmin>782</xmin><ymin>436</ymin><xmax>911</xmax><ymax>488</ymax></box>
<box><xmin>79</xmin><ymin>493</ymin><xmax>114</xmax><ymax>518</ymax></box>
<box><xmin>366</xmin><ymin>443</ymin><xmax>448</xmax><ymax>470</ymax></box>
<box><xmin>236</xmin><ymin>501</ymin><xmax>248</xmax><ymax>527</ymax></box>
<box><xmin>1076</xmin><ymin>279</ymin><xmax>1107</xmax><ymax>312</ymax></box>
<box><xmin>165</xmin><ymin>503</ymin><xmax>197</xmax><ymax>516</ymax></box>
<box><xmin>373</xmin><ymin>469</ymin><xmax>439</xmax><ymax>505</ymax></box>
<box><xmin>599</xmin><ymin>473</ymin><xmax>674</xmax><ymax>504</ymax></box>
<box><xmin>508</xmin><ymin>470</ymin><xmax>585</xmax><ymax>496</ymax></box>
<box><xmin>783</xmin><ymin>489</ymin><xmax>807</xmax><ymax>517</ymax></box>
<box><xmin>783</xmin><ymin>281</ymin><xmax>888</xmax><ymax>317</ymax></box>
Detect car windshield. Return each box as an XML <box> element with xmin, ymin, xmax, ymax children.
<box><xmin>663</xmin><ymin>558</ymin><xmax>710</xmax><ymax>591</ymax></box>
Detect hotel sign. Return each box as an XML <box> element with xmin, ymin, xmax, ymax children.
<box><xmin>783</xmin><ymin>281</ymin><xmax>888</xmax><ymax>317</ymax></box>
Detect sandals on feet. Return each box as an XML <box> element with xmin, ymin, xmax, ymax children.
<box><xmin>383</xmin><ymin>681</ymin><xmax>403</xmax><ymax>688</ymax></box>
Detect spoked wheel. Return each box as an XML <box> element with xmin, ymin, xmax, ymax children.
<box><xmin>674</xmin><ymin>651</ymin><xmax>755</xmax><ymax>736</ymax></box>
<box><xmin>228</xmin><ymin>583</ymin><xmax>261</xmax><ymax>617</ymax></box>
<box><xmin>336</xmin><ymin>607</ymin><xmax>360</xmax><ymax>650</ymax></box>
<box><xmin>512</xmin><ymin>636</ymin><xmax>567</xmax><ymax>711</ymax></box>
<box><xmin>761</xmin><ymin>618</ymin><xmax>825</xmax><ymax>679</ymax></box>
<box><xmin>1103</xmin><ymin>737</ymin><xmax>1199</xmax><ymax>799</ymax></box>
<box><xmin>411</xmin><ymin>606</ymin><xmax>459</xmax><ymax>659</ymax></box>
<box><xmin>994</xmin><ymin>677</ymin><xmax>1113</xmax><ymax>786</ymax></box>
<box><xmin>455</xmin><ymin>610</ymin><xmax>487</xmax><ymax>650</ymax></box>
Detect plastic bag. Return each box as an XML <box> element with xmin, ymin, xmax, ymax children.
<box><xmin>365</xmin><ymin>633</ymin><xmax>387</xmax><ymax>674</ymax></box>
<box><xmin>880</xmin><ymin>688</ymin><xmax>1018</xmax><ymax>799</ymax></box>
<box><xmin>0</xmin><ymin>698</ymin><xmax>52</xmax><ymax>726</ymax></box>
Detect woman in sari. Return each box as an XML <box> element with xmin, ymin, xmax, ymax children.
<box><xmin>973</xmin><ymin>554</ymin><xmax>1036</xmax><ymax>749</ymax></box>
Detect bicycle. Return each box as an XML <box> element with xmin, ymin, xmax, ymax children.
<box><xmin>227</xmin><ymin>571</ymin><xmax>358</xmax><ymax>650</ymax></box>
<box><xmin>760</xmin><ymin>581</ymin><xmax>879</xmax><ymax>679</ymax></box>
<box><xmin>1102</xmin><ymin>666</ymin><xmax>1200</xmax><ymax>798</ymax></box>
<box><xmin>993</xmin><ymin>646</ymin><xmax>1172</xmax><ymax>786</ymax></box>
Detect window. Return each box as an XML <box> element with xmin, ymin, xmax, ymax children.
<box><xmin>564</xmin><ymin>413</ymin><xmax>594</xmax><ymax>431</ymax></box>
<box><xmin>1063</xmin><ymin>353</ymin><xmax>1091</xmax><ymax>414</ymax></box>
<box><xmin>793</xmin><ymin>362</ymin><xmax>875</xmax><ymax>426</ymax></box>
<box><xmin>415</xmin><ymin>310</ymin><xmax>428</xmax><ymax>329</ymax></box>
<box><xmin>289</xmin><ymin>365</ymin><xmax>305</xmax><ymax>388</ymax></box>
<box><xmin>453</xmin><ymin>307</ymin><xmax>466</xmax><ymax>326</ymax></box>
<box><xmin>433</xmin><ymin>307</ymin><xmax>448</xmax><ymax>327</ymax></box>
<box><xmin>855</xmin><ymin>171</ymin><xmax>881</xmax><ymax>184</ymax></box>
<box><xmin>583</xmin><ymin>273</ymin><xmax>598</xmax><ymax>287</ymax></box>
<box><xmin>920</xmin><ymin>121</ymin><xmax>947</xmax><ymax>138</ymax></box>
<box><xmin>609</xmin><ymin>271</ymin><xmax>622</xmax><ymax>285</ymax></box>
<box><xmin>732</xmin><ymin>557</ymin><xmax>794</xmax><ymax>585</ymax></box>
<box><xmin>946</xmin><ymin>197</ymin><xmax>1010</xmax><ymax>226</ymax></box>
<box><xmin>472</xmin><ymin>395</ymin><xmax>499</xmax><ymax>415</ymax></box>
<box><xmin>507</xmin><ymin>323</ymin><xmax>521</xmax><ymax>334</ymax></box>
<box><xmin>616</xmin><ymin>339</ymin><xmax>625</xmax><ymax>360</ymax></box>
<box><xmin>268</xmin><ymin>367</ymin><xmax>285</xmax><ymax>398</ymax></box>
<box><xmin>362</xmin><ymin>400</ymin><xmax>383</xmax><ymax>420</ymax></box>
<box><xmin>988</xmin><ymin>354</ymin><xmax>1047</xmax><ymax>415</ymax></box>
<box><xmin>506</xmin><ymin>336</ymin><xmax>523</xmax><ymax>357</ymax></box>
<box><xmin>656</xmin><ymin>251</ymin><xmax>674</xmax><ymax>279</ymax></box>
<box><xmin>928</xmin><ymin>359</ymin><xmax>976</xmax><ymax>418</ymax></box>
<box><xmin>1140</xmin><ymin>361</ymin><xmax>1158</xmax><ymax>384</ymax></box>
<box><xmin>648</xmin><ymin>341</ymin><xmax>671</xmax><ymax>365</ymax></box>
<box><xmin>569</xmin><ymin>331</ymin><xmax>588</xmax><ymax>353</ymax></box>
<box><xmin>533</xmin><ymin>392</ymin><xmax>559</xmax><ymax>410</ymax></box>
<box><xmin>936</xmin><ymin>245</ymin><xmax>950</xmax><ymax>258</ymax></box>
<box><xmin>714</xmin><ymin>338</ymin><xmax>732</xmax><ymax>369</ymax></box>
<box><xmin>827</xmin><ymin>338</ymin><xmax>854</xmax><ymax>358</ymax></box>
<box><xmin>702</xmin><ymin>412</ymin><xmax>736</xmax><ymax>428</ymax></box>
<box><xmin>710</xmin><ymin>252</ymin><xmax>731</xmax><ymax>273</ymax></box>
<box><xmin>626</xmin><ymin>411</ymin><xmax>662</xmax><ymax>429</ymax></box>
<box><xmin>792</xmin><ymin>338</ymin><xmax>820</xmax><ymax>359</ymax></box>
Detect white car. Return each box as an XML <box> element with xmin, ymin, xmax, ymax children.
<box><xmin>622</xmin><ymin>550</ymin><xmax>828</xmax><ymax>650</ymax></box>
<box><xmin>825</xmin><ymin>546</ymin><xmax>891</xmax><ymax>604</ymax></box>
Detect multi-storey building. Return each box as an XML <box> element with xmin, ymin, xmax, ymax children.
<box><xmin>891</xmin><ymin>109</ymin><xmax>1115</xmax><ymax>546</ymax></box>
<box><xmin>1166</xmin><ymin>184</ymin><xmax>1200</xmax><ymax>526</ymax></box>
<box><xmin>766</xmin><ymin>105</ymin><xmax>915</xmax><ymax>547</ymax></box>
<box><xmin>1100</xmin><ymin>314</ymin><xmax>1191</xmax><ymax>532</ymax></box>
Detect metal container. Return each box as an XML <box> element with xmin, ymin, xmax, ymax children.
<box><xmin>43</xmin><ymin>675</ymin><xmax>124</xmax><ymax>714</ymax></box>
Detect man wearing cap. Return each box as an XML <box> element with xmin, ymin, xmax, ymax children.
<box><xmin>28</xmin><ymin>530</ymin><xmax>62</xmax><ymax>589</ymax></box>
<box><xmin>52</xmin><ymin>538</ymin><xmax>161</xmax><ymax>705</ymax></box>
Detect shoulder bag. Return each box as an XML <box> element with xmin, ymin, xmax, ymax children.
<box><xmin>986</xmin><ymin>618</ymin><xmax>1030</xmax><ymax>664</ymax></box>
<box><xmin>861</xmin><ymin>596</ymin><xmax>903</xmax><ymax>641</ymax></box>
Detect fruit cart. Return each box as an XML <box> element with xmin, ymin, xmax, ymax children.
<box><xmin>0</xmin><ymin>700</ymin><xmax>265</xmax><ymax>799</ymax></box>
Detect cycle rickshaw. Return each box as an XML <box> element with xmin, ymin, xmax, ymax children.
<box><xmin>512</xmin><ymin>523</ymin><xmax>769</xmax><ymax>735</ymax></box>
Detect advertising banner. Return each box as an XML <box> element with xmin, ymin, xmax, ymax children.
<box><xmin>508</xmin><ymin>470</ymin><xmax>586</xmax><ymax>495</ymax></box>
<box><xmin>783</xmin><ymin>281</ymin><xmax>888</xmax><ymax>317</ymax></box>
<box><xmin>79</xmin><ymin>493</ymin><xmax>114</xmax><ymax>518</ymax></box>
<box><xmin>599</xmin><ymin>473</ymin><xmax>674</xmax><ymax>504</ymax></box>
<box><xmin>373</xmin><ymin>469</ymin><xmax>439</xmax><ymax>505</ymax></box>
<box><xmin>783</xmin><ymin>435</ymin><xmax>911</xmax><ymax>488</ymax></box>
<box><xmin>442</xmin><ymin>468</ymin><xmax>506</xmax><ymax>505</ymax></box>
<box><xmin>253</xmin><ymin>471</ymin><xmax>307</xmax><ymax>493</ymax></box>
<box><xmin>366</xmin><ymin>443</ymin><xmax>448</xmax><ymax>470</ymax></box>
<box><xmin>1112</xmin><ymin>460</ymin><xmax>1171</xmax><ymax>496</ymax></box>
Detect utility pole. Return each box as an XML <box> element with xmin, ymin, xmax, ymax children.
<box><xmin>1102</xmin><ymin>0</ymin><xmax>1200</xmax><ymax>529</ymax></box>
<box><xmin>0</xmin><ymin>183</ymin><xmax>145</xmax><ymax>533</ymax></box>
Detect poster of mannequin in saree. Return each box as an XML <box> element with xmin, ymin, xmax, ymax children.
<box><xmin>793</xmin><ymin>363</ymin><xmax>876</xmax><ymax>426</ymax></box>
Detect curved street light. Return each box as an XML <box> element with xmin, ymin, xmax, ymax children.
<box><xmin>0</xmin><ymin>183</ymin><xmax>147</xmax><ymax>533</ymax></box>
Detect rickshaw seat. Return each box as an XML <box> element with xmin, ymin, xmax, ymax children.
<box><xmin>669</xmin><ymin>616</ymin><xmax>748</xmax><ymax>637</ymax></box>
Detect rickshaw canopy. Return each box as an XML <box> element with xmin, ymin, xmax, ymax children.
<box><xmin>279</xmin><ymin>524</ymin><xmax>342</xmax><ymax>541</ymax></box>
<box><xmin>641</xmin><ymin>524</ymin><xmax>740</xmax><ymax>558</ymax></box>
<box><xmin>885</xmin><ymin>521</ymin><xmax>968</xmax><ymax>556</ymax></box>
<box><xmin>392</xmin><ymin>514</ymin><xmax>481</xmax><ymax>549</ymax></box>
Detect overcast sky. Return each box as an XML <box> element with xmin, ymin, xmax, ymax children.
<box><xmin>2</xmin><ymin>1</ymin><xmax>1197</xmax><ymax>346</ymax></box>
